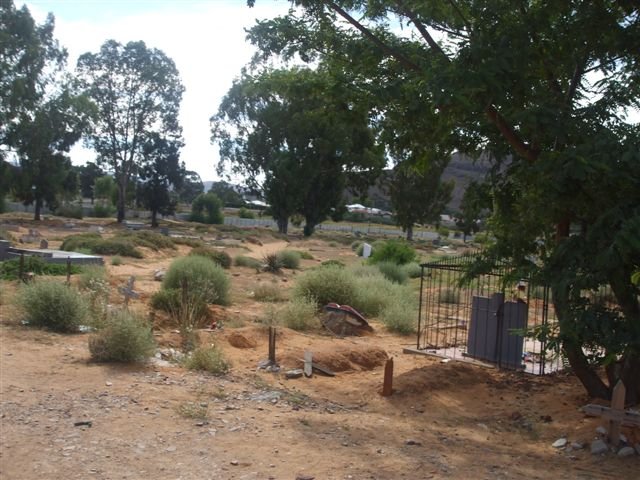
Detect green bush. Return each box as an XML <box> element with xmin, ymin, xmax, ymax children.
<box><xmin>235</xmin><ymin>255</ymin><xmax>262</xmax><ymax>269</ymax></box>
<box><xmin>92</xmin><ymin>203</ymin><xmax>114</xmax><ymax>218</ymax></box>
<box><xmin>279</xmin><ymin>296</ymin><xmax>319</xmax><ymax>331</ymax></box>
<box><xmin>78</xmin><ymin>267</ymin><xmax>110</xmax><ymax>328</ymax></box>
<box><xmin>184</xmin><ymin>345</ymin><xmax>230</xmax><ymax>375</ymax></box>
<box><xmin>0</xmin><ymin>256</ymin><xmax>80</xmax><ymax>280</ymax></box>
<box><xmin>111</xmin><ymin>256</ymin><xmax>123</xmax><ymax>266</ymax></box>
<box><xmin>0</xmin><ymin>226</ymin><xmax>14</xmax><ymax>242</ymax></box>
<box><xmin>61</xmin><ymin>233</ymin><xmax>143</xmax><ymax>258</ymax></box>
<box><xmin>320</xmin><ymin>259</ymin><xmax>345</xmax><ymax>268</ymax></box>
<box><xmin>437</xmin><ymin>226</ymin><xmax>450</xmax><ymax>238</ymax></box>
<box><xmin>171</xmin><ymin>236</ymin><xmax>204</xmax><ymax>248</ymax></box>
<box><xmin>251</xmin><ymin>281</ymin><xmax>284</xmax><ymax>302</ymax></box>
<box><xmin>150</xmin><ymin>288</ymin><xmax>181</xmax><ymax>312</ymax></box>
<box><xmin>276</xmin><ymin>250</ymin><xmax>301</xmax><ymax>269</ymax></box>
<box><xmin>190</xmin><ymin>192</ymin><xmax>224</xmax><ymax>224</ymax></box>
<box><xmin>163</xmin><ymin>255</ymin><xmax>230</xmax><ymax>305</ymax></box>
<box><xmin>117</xmin><ymin>231</ymin><xmax>175</xmax><ymax>251</ymax></box>
<box><xmin>351</xmin><ymin>274</ymin><xmax>410</xmax><ymax>317</ymax></box>
<box><xmin>60</xmin><ymin>233</ymin><xmax>102</xmax><ymax>251</ymax></box>
<box><xmin>369</xmin><ymin>240</ymin><xmax>416</xmax><ymax>265</ymax></box>
<box><xmin>18</xmin><ymin>280</ymin><xmax>88</xmax><ymax>332</ymax></box>
<box><xmin>380</xmin><ymin>299</ymin><xmax>417</xmax><ymax>335</ymax></box>
<box><xmin>439</xmin><ymin>288</ymin><xmax>460</xmax><ymax>304</ymax></box>
<box><xmin>90</xmin><ymin>238</ymin><xmax>142</xmax><ymax>258</ymax></box>
<box><xmin>54</xmin><ymin>203</ymin><xmax>83</xmax><ymax>219</ymax></box>
<box><xmin>189</xmin><ymin>247</ymin><xmax>232</xmax><ymax>269</ymax></box>
<box><xmin>377</xmin><ymin>261</ymin><xmax>408</xmax><ymax>284</ymax></box>
<box><xmin>295</xmin><ymin>250</ymin><xmax>314</xmax><ymax>260</ymax></box>
<box><xmin>403</xmin><ymin>262</ymin><xmax>423</xmax><ymax>279</ymax></box>
<box><xmin>349</xmin><ymin>264</ymin><xmax>381</xmax><ymax>278</ymax></box>
<box><xmin>238</xmin><ymin>207</ymin><xmax>255</xmax><ymax>219</ymax></box>
<box><xmin>88</xmin><ymin>310</ymin><xmax>155</xmax><ymax>362</ymax></box>
<box><xmin>77</xmin><ymin>265</ymin><xmax>107</xmax><ymax>290</ymax></box>
<box><xmin>351</xmin><ymin>241</ymin><xmax>362</xmax><ymax>251</ymax></box>
<box><xmin>292</xmin><ymin>265</ymin><xmax>356</xmax><ymax>308</ymax></box>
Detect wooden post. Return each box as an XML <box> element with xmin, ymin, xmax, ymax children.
<box><xmin>609</xmin><ymin>380</ymin><xmax>625</xmax><ymax>447</ymax></box>
<box><xmin>66</xmin><ymin>256</ymin><xmax>71</xmax><ymax>285</ymax></box>
<box><xmin>268</xmin><ymin>326</ymin><xmax>276</xmax><ymax>364</ymax></box>
<box><xmin>382</xmin><ymin>358</ymin><xmax>394</xmax><ymax>396</ymax></box>
<box><xmin>19</xmin><ymin>253</ymin><xmax>24</xmax><ymax>282</ymax></box>
<box><xmin>304</xmin><ymin>350</ymin><xmax>313</xmax><ymax>378</ymax></box>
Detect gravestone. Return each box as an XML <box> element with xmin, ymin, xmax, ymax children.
<box><xmin>362</xmin><ymin>243</ymin><xmax>372</xmax><ymax>258</ymax></box>
<box><xmin>40</xmin><ymin>239</ymin><xmax>49</xmax><ymax>249</ymax></box>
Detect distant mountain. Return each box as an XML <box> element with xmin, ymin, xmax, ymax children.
<box><xmin>345</xmin><ymin>153</ymin><xmax>491</xmax><ymax>213</ymax></box>
<box><xmin>205</xmin><ymin>153</ymin><xmax>491</xmax><ymax>213</ymax></box>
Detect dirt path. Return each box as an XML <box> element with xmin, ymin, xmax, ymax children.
<box><xmin>2</xmin><ymin>322</ymin><xmax>638</xmax><ymax>480</ymax></box>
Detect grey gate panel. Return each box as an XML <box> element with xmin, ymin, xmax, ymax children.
<box><xmin>467</xmin><ymin>293</ymin><xmax>503</xmax><ymax>362</ymax></box>
<box><xmin>498</xmin><ymin>300</ymin><xmax>527</xmax><ymax>369</ymax></box>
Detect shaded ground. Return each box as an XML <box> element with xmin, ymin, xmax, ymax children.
<box><xmin>1</xmin><ymin>217</ymin><xmax>638</xmax><ymax>479</ymax></box>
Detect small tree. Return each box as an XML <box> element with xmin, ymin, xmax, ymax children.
<box><xmin>138</xmin><ymin>133</ymin><xmax>185</xmax><ymax>227</ymax></box>
<box><xmin>178</xmin><ymin>170</ymin><xmax>204</xmax><ymax>204</ymax></box>
<box><xmin>389</xmin><ymin>162</ymin><xmax>454</xmax><ymax>241</ymax></box>
<box><xmin>190</xmin><ymin>192</ymin><xmax>223</xmax><ymax>224</ymax></box>
<box><xmin>456</xmin><ymin>181</ymin><xmax>491</xmax><ymax>242</ymax></box>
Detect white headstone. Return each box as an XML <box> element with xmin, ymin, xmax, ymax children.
<box><xmin>362</xmin><ymin>243</ymin><xmax>372</xmax><ymax>258</ymax></box>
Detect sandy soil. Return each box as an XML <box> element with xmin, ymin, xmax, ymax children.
<box><xmin>1</xmin><ymin>218</ymin><xmax>638</xmax><ymax>479</ymax></box>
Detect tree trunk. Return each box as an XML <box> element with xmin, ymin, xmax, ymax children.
<box><xmin>608</xmin><ymin>272</ymin><xmax>640</xmax><ymax>404</ymax></box>
<box><xmin>406</xmin><ymin>224</ymin><xmax>414</xmax><ymax>241</ymax></box>
<box><xmin>553</xmin><ymin>281</ymin><xmax>611</xmax><ymax>400</ymax></box>
<box><xmin>276</xmin><ymin>217</ymin><xmax>288</xmax><ymax>234</ymax></box>
<box><xmin>151</xmin><ymin>209</ymin><xmax>158</xmax><ymax>228</ymax></box>
<box><xmin>117</xmin><ymin>181</ymin><xmax>126</xmax><ymax>223</ymax></box>
<box><xmin>33</xmin><ymin>198</ymin><xmax>42</xmax><ymax>221</ymax></box>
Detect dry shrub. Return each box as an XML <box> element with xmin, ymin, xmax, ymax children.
<box><xmin>184</xmin><ymin>344</ymin><xmax>230</xmax><ymax>375</ymax></box>
<box><xmin>88</xmin><ymin>310</ymin><xmax>155</xmax><ymax>362</ymax></box>
<box><xmin>18</xmin><ymin>280</ymin><xmax>88</xmax><ymax>332</ymax></box>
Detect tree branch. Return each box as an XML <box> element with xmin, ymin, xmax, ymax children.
<box><xmin>395</xmin><ymin>0</ymin><xmax>448</xmax><ymax>59</ymax></box>
<box><xmin>324</xmin><ymin>0</ymin><xmax>537</xmax><ymax>163</ymax></box>
<box><xmin>325</xmin><ymin>1</ymin><xmax>422</xmax><ymax>72</ymax></box>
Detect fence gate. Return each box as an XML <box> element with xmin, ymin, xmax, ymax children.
<box><xmin>416</xmin><ymin>252</ymin><xmax>562</xmax><ymax>375</ymax></box>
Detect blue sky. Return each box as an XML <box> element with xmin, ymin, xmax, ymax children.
<box><xmin>22</xmin><ymin>0</ymin><xmax>292</xmax><ymax>181</ymax></box>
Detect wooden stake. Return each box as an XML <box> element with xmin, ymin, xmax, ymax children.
<box><xmin>268</xmin><ymin>326</ymin><xmax>276</xmax><ymax>364</ymax></box>
<box><xmin>382</xmin><ymin>358</ymin><xmax>394</xmax><ymax>396</ymax></box>
<box><xmin>304</xmin><ymin>350</ymin><xmax>313</xmax><ymax>378</ymax></box>
<box><xmin>609</xmin><ymin>380</ymin><xmax>625</xmax><ymax>446</ymax></box>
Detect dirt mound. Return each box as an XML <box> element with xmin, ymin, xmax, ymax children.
<box><xmin>282</xmin><ymin>345</ymin><xmax>388</xmax><ymax>373</ymax></box>
<box><xmin>227</xmin><ymin>331</ymin><xmax>257</xmax><ymax>349</ymax></box>
<box><xmin>393</xmin><ymin>362</ymin><xmax>495</xmax><ymax>394</ymax></box>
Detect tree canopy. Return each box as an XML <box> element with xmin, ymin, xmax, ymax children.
<box><xmin>77</xmin><ymin>40</ymin><xmax>184</xmax><ymax>223</ymax></box>
<box><xmin>1</xmin><ymin>2</ymin><xmax>92</xmax><ymax>219</ymax></box>
<box><xmin>211</xmin><ymin>66</ymin><xmax>384</xmax><ymax>235</ymax></box>
<box><xmin>246</xmin><ymin>1</ymin><xmax>640</xmax><ymax>402</ymax></box>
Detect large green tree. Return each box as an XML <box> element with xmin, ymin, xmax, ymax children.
<box><xmin>211</xmin><ymin>66</ymin><xmax>384</xmax><ymax>235</ymax></box>
<box><xmin>9</xmin><ymin>89</ymin><xmax>93</xmax><ymax>220</ymax></box>
<box><xmin>0</xmin><ymin>1</ymin><xmax>65</xmax><ymax>156</ymax></box>
<box><xmin>77</xmin><ymin>40</ymin><xmax>184</xmax><ymax>223</ymax></box>
<box><xmin>1</xmin><ymin>3</ymin><xmax>92</xmax><ymax>220</ymax></box>
<box><xmin>247</xmin><ymin>1</ymin><xmax>640</xmax><ymax>402</ymax></box>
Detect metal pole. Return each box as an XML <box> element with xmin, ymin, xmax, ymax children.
<box><xmin>417</xmin><ymin>265</ymin><xmax>424</xmax><ymax>349</ymax></box>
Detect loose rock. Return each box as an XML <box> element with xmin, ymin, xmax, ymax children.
<box><xmin>405</xmin><ymin>439</ymin><xmax>422</xmax><ymax>446</ymax></box>
<box><xmin>617</xmin><ymin>446</ymin><xmax>635</xmax><ymax>457</ymax></box>
<box><xmin>285</xmin><ymin>369</ymin><xmax>304</xmax><ymax>379</ymax></box>
<box><xmin>590</xmin><ymin>439</ymin><xmax>608</xmax><ymax>455</ymax></box>
<box><xmin>552</xmin><ymin>438</ymin><xmax>567</xmax><ymax>449</ymax></box>
<box><xmin>595</xmin><ymin>426</ymin><xmax>607</xmax><ymax>436</ymax></box>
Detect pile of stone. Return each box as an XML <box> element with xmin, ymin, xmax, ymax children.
<box><xmin>552</xmin><ymin>426</ymin><xmax>639</xmax><ymax>457</ymax></box>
